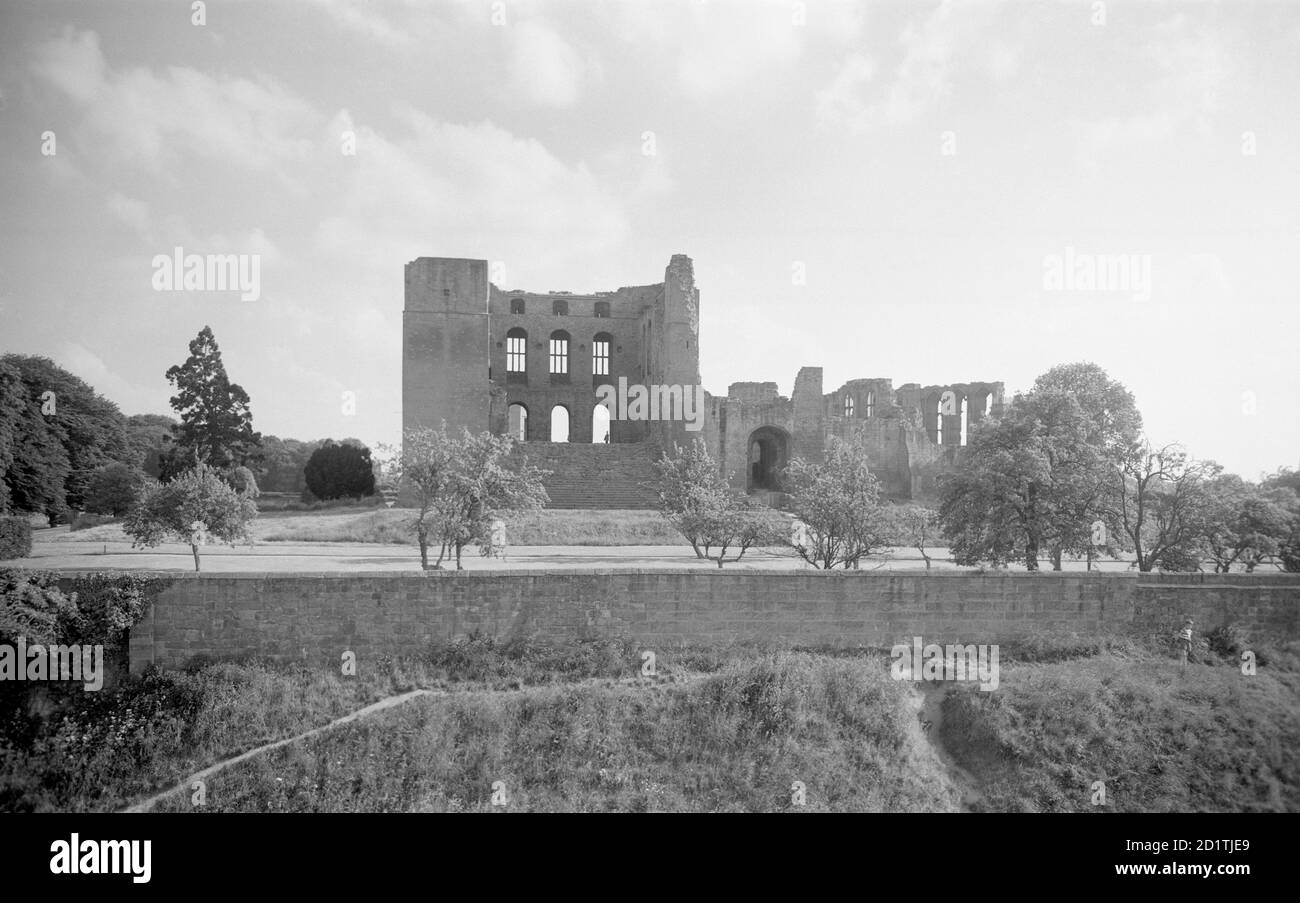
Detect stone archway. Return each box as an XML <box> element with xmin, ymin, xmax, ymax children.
<box><xmin>746</xmin><ymin>426</ymin><xmax>790</xmax><ymax>492</ymax></box>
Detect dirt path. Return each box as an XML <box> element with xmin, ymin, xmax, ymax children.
<box><xmin>120</xmin><ymin>672</ymin><xmax>700</xmax><ymax>813</ymax></box>
<box><xmin>913</xmin><ymin>683</ymin><xmax>985</xmax><ymax>812</ymax></box>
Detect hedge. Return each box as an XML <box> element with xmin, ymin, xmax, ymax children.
<box><xmin>0</xmin><ymin>517</ymin><xmax>32</xmax><ymax>560</ymax></box>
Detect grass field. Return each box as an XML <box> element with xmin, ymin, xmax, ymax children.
<box><xmin>3</xmin><ymin>634</ymin><xmax>1296</xmax><ymax>813</ymax></box>
<box><xmin>52</xmin><ymin>508</ymin><xmax>688</xmax><ymax>547</ymax></box>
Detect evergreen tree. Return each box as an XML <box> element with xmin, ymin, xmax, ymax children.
<box><xmin>162</xmin><ymin>326</ymin><xmax>261</xmax><ymax>479</ymax></box>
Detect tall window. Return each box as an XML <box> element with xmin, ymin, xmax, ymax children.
<box><xmin>866</xmin><ymin>391</ymin><xmax>874</xmax><ymax>418</ymax></box>
<box><xmin>592</xmin><ymin>403</ymin><xmax>611</xmax><ymax>444</ymax></box>
<box><xmin>552</xmin><ymin>299</ymin><xmax>568</xmax><ymax>315</ymax></box>
<box><xmin>594</xmin><ymin>301</ymin><xmax>610</xmax><ymax>318</ymax></box>
<box><xmin>506</xmin><ymin>327</ymin><xmax>527</xmax><ymax>372</ymax></box>
<box><xmin>844</xmin><ymin>396</ymin><xmax>854</xmax><ymax>417</ymax></box>
<box><xmin>510</xmin><ymin>298</ymin><xmax>525</xmax><ymax>314</ymax></box>
<box><xmin>549</xmin><ymin>330</ymin><xmax>570</xmax><ymax>374</ymax></box>
<box><xmin>550</xmin><ymin>405</ymin><xmax>570</xmax><ymax>442</ymax></box>
<box><xmin>935</xmin><ymin>399</ymin><xmax>944</xmax><ymax>445</ymax></box>
<box><xmin>508</xmin><ymin>403</ymin><xmax>528</xmax><ymax>441</ymax></box>
<box><xmin>592</xmin><ymin>332</ymin><xmax>612</xmax><ymax>376</ymax></box>
<box><xmin>984</xmin><ymin>393</ymin><xmax>994</xmax><ymax>416</ymax></box>
<box><xmin>960</xmin><ymin>397</ymin><xmax>968</xmax><ymax>446</ymax></box>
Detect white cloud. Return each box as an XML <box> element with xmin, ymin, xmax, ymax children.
<box><xmin>508</xmin><ymin>20</ymin><xmax>590</xmax><ymax>107</ymax></box>
<box><xmin>313</xmin><ymin>106</ymin><xmax>628</xmax><ymax>271</ymax></box>
<box><xmin>32</xmin><ymin>28</ymin><xmax>318</xmax><ymax>175</ymax></box>
<box><xmin>306</xmin><ymin>0</ymin><xmax>412</xmax><ymax>47</ymax></box>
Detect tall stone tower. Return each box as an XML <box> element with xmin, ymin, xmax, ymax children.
<box><xmin>655</xmin><ymin>253</ymin><xmax>702</xmax><ymax>449</ymax></box>
<box><xmin>402</xmin><ymin>258</ymin><xmax>491</xmax><ymax>438</ymax></box>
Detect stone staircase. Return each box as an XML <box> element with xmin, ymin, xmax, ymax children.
<box><xmin>513</xmin><ymin>442</ymin><xmax>661</xmax><ymax>509</ymax></box>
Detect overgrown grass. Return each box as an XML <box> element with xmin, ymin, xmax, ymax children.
<box><xmin>152</xmin><ymin>653</ymin><xmax>957</xmax><ymax>813</ymax></box>
<box><xmin>6</xmin><ymin>632</ymin><xmax>1299</xmax><ymax>813</ymax></box>
<box><xmin>940</xmin><ymin>637</ymin><xmax>1300</xmax><ymax>812</ymax></box>
<box><xmin>0</xmin><ymin>658</ymin><xmax>423</xmax><ymax>812</ymax></box>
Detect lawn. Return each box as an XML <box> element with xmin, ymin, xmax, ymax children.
<box><xmin>51</xmin><ymin>508</ymin><xmax>688</xmax><ymax>547</ymax></box>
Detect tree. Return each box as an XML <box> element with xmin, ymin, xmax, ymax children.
<box><xmin>123</xmin><ymin>414</ymin><xmax>178</xmax><ymax>478</ymax></box>
<box><xmin>1114</xmin><ymin>442</ymin><xmax>1218</xmax><ymax>572</ymax></box>
<box><xmin>163</xmin><ymin>326</ymin><xmax>262</xmax><ymax>478</ymax></box>
<box><xmin>654</xmin><ymin>439</ymin><xmax>779</xmax><ymax>567</ymax></box>
<box><xmin>1259</xmin><ymin>469</ymin><xmax>1300</xmax><ymax>572</ymax></box>
<box><xmin>784</xmin><ymin>433</ymin><xmax>888</xmax><ymax>569</ymax></box>
<box><xmin>884</xmin><ymin>504</ymin><xmax>939</xmax><ymax>569</ymax></box>
<box><xmin>939</xmin><ymin>364</ymin><xmax>1139</xmax><ymax>571</ymax></box>
<box><xmin>383</xmin><ymin>423</ymin><xmax>549</xmax><ymax>570</ymax></box>
<box><xmin>85</xmin><ymin>462</ymin><xmax>145</xmax><ymax>516</ymax></box>
<box><xmin>0</xmin><ymin>355</ymin><xmax>129</xmax><ymax>521</ymax></box>
<box><xmin>123</xmin><ymin>462</ymin><xmax>257</xmax><ymax>572</ymax></box>
<box><xmin>255</xmin><ymin>436</ymin><xmax>320</xmax><ymax>493</ymax></box>
<box><xmin>304</xmin><ymin>440</ymin><xmax>376</xmax><ymax>500</ymax></box>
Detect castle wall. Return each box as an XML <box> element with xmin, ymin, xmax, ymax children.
<box><xmin>402</xmin><ymin>252</ymin><xmax>1005</xmax><ymax>508</ymax></box>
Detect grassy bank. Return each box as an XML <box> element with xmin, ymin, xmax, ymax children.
<box><xmin>941</xmin><ymin>638</ymin><xmax>1300</xmax><ymax>812</ymax></box>
<box><xmin>5</xmin><ymin>634</ymin><xmax>1298</xmax><ymax>813</ymax></box>
<box><xmin>152</xmin><ymin>652</ymin><xmax>956</xmax><ymax>813</ymax></box>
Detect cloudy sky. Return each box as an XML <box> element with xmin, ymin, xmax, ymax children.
<box><xmin>1</xmin><ymin>0</ymin><xmax>1296</xmax><ymax>479</ymax></box>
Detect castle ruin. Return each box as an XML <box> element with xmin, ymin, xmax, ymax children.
<box><xmin>403</xmin><ymin>255</ymin><xmax>1004</xmax><ymax>507</ymax></box>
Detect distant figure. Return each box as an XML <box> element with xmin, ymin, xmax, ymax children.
<box><xmin>1178</xmin><ymin>618</ymin><xmax>1194</xmax><ymax>666</ymax></box>
<box><xmin>603</xmin><ymin>431</ymin><xmax>610</xmax><ymax>443</ymax></box>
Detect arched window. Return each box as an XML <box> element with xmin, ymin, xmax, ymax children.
<box><xmin>592</xmin><ymin>403</ymin><xmax>611</xmax><ymax>444</ymax></box>
<box><xmin>506</xmin><ymin>327</ymin><xmax>527</xmax><ymax>372</ymax></box>
<box><xmin>550</xmin><ymin>405</ymin><xmax>570</xmax><ymax>442</ymax></box>
<box><xmin>866</xmin><ymin>391</ymin><xmax>874</xmax><ymax>418</ymax></box>
<box><xmin>935</xmin><ymin>398</ymin><xmax>944</xmax><ymax>445</ymax></box>
<box><xmin>552</xmin><ymin>299</ymin><xmax>568</xmax><ymax>316</ymax></box>
<box><xmin>508</xmin><ymin>403</ymin><xmax>528</xmax><ymax>441</ymax></box>
<box><xmin>510</xmin><ymin>298</ymin><xmax>525</xmax><ymax>315</ymax></box>
<box><xmin>592</xmin><ymin>332</ymin><xmax>612</xmax><ymax>377</ymax></box>
<box><xmin>959</xmin><ymin>396</ymin><xmax>968</xmax><ymax>446</ymax></box>
<box><xmin>844</xmin><ymin>396</ymin><xmax>854</xmax><ymax>417</ymax></box>
<box><xmin>549</xmin><ymin>330</ymin><xmax>570</xmax><ymax>375</ymax></box>
<box><xmin>984</xmin><ymin>393</ymin><xmax>994</xmax><ymax>416</ymax></box>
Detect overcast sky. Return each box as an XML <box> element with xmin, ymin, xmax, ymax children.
<box><xmin>1</xmin><ymin>0</ymin><xmax>1297</xmax><ymax>479</ymax></box>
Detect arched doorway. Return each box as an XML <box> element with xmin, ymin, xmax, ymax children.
<box><xmin>508</xmin><ymin>403</ymin><xmax>528</xmax><ymax>441</ymax></box>
<box><xmin>592</xmin><ymin>402</ymin><xmax>611</xmax><ymax>443</ymax></box>
<box><xmin>550</xmin><ymin>405</ymin><xmax>570</xmax><ymax>442</ymax></box>
<box><xmin>746</xmin><ymin>426</ymin><xmax>789</xmax><ymax>492</ymax></box>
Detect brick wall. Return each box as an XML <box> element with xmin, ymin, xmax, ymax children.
<box><xmin>127</xmin><ymin>571</ymin><xmax>1300</xmax><ymax>674</ymax></box>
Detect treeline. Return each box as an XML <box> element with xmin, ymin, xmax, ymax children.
<box><xmin>0</xmin><ymin>326</ymin><xmax>377</xmax><ymax>528</ymax></box>
<box><xmin>937</xmin><ymin>363</ymin><xmax>1300</xmax><ymax>572</ymax></box>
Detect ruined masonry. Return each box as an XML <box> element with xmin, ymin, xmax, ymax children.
<box><xmin>403</xmin><ymin>255</ymin><xmax>1004</xmax><ymax>508</ymax></box>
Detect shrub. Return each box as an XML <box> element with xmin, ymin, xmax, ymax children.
<box><xmin>0</xmin><ymin>517</ymin><xmax>32</xmax><ymax>560</ymax></box>
<box><xmin>0</xmin><ymin>570</ymin><xmax>76</xmax><ymax>646</ymax></box>
<box><xmin>303</xmin><ymin>441</ymin><xmax>376</xmax><ymax>501</ymax></box>
<box><xmin>70</xmin><ymin>513</ymin><xmax>115</xmax><ymax>532</ymax></box>
<box><xmin>84</xmin><ymin>462</ymin><xmax>145</xmax><ymax>516</ymax></box>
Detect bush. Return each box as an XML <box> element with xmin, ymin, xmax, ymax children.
<box><xmin>0</xmin><ymin>517</ymin><xmax>32</xmax><ymax>560</ymax></box>
<box><xmin>303</xmin><ymin>441</ymin><xmax>376</xmax><ymax>501</ymax></box>
<box><xmin>0</xmin><ymin>570</ymin><xmax>76</xmax><ymax>646</ymax></box>
<box><xmin>85</xmin><ymin>462</ymin><xmax>144</xmax><ymax>516</ymax></box>
<box><xmin>70</xmin><ymin>513</ymin><xmax>115</xmax><ymax>532</ymax></box>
